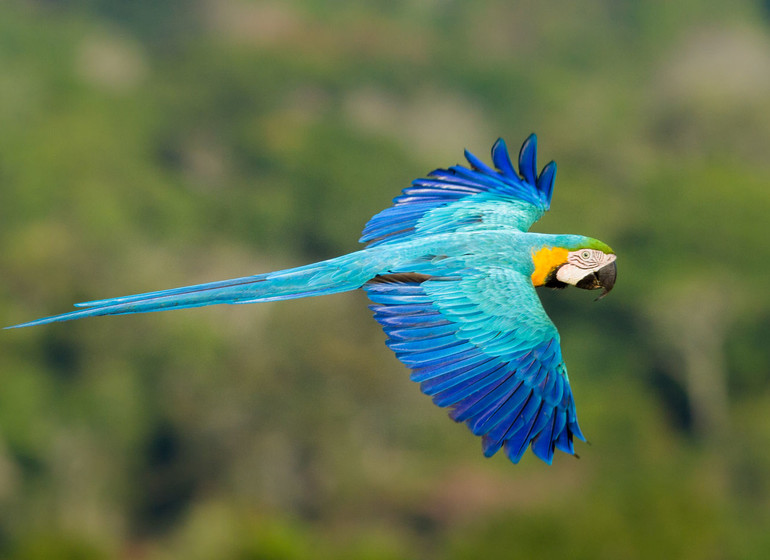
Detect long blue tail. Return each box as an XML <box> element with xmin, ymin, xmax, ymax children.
<box><xmin>7</xmin><ymin>251</ymin><xmax>382</xmax><ymax>329</ymax></box>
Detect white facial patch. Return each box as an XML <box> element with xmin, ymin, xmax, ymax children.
<box><xmin>556</xmin><ymin>250</ymin><xmax>616</xmax><ymax>286</ymax></box>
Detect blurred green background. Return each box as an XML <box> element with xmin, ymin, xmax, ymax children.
<box><xmin>2</xmin><ymin>0</ymin><xmax>770</xmax><ymax>558</ymax></box>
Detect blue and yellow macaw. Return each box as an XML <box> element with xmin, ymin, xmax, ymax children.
<box><xmin>9</xmin><ymin>135</ymin><xmax>616</xmax><ymax>465</ymax></box>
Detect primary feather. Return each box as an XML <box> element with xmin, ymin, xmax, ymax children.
<box><xmin>8</xmin><ymin>134</ymin><xmax>611</xmax><ymax>465</ymax></box>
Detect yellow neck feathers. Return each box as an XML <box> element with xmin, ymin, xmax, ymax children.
<box><xmin>531</xmin><ymin>247</ymin><xmax>569</xmax><ymax>286</ymax></box>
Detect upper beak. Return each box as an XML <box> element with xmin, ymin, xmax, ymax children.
<box><xmin>575</xmin><ymin>261</ymin><xmax>617</xmax><ymax>300</ymax></box>
<box><xmin>594</xmin><ymin>261</ymin><xmax>616</xmax><ymax>299</ymax></box>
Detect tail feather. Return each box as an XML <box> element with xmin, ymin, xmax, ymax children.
<box><xmin>73</xmin><ymin>261</ymin><xmax>332</xmax><ymax>308</ymax></box>
<box><xmin>7</xmin><ymin>253</ymin><xmax>378</xmax><ymax>329</ymax></box>
<box><xmin>73</xmin><ymin>274</ymin><xmax>269</xmax><ymax>308</ymax></box>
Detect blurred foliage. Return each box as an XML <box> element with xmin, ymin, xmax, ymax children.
<box><xmin>2</xmin><ymin>0</ymin><xmax>770</xmax><ymax>558</ymax></box>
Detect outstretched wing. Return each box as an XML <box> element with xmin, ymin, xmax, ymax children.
<box><xmin>365</xmin><ymin>269</ymin><xmax>585</xmax><ymax>464</ymax></box>
<box><xmin>360</xmin><ymin>134</ymin><xmax>557</xmax><ymax>247</ymax></box>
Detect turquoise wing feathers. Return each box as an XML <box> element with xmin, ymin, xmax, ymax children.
<box><xmin>361</xmin><ymin>134</ymin><xmax>556</xmax><ymax>246</ymax></box>
<box><xmin>366</xmin><ymin>268</ymin><xmax>585</xmax><ymax>465</ymax></box>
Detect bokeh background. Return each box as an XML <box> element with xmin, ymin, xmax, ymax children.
<box><xmin>2</xmin><ymin>0</ymin><xmax>770</xmax><ymax>558</ymax></box>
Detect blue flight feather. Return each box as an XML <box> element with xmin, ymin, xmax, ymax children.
<box><xmin>537</xmin><ymin>161</ymin><xmax>557</xmax><ymax>205</ymax></box>
<box><xmin>531</xmin><ymin>414</ymin><xmax>558</xmax><ymax>464</ymax></box>
<box><xmin>517</xmin><ymin>134</ymin><xmax>538</xmax><ymax>187</ymax></box>
<box><xmin>419</xmin><ymin>358</ymin><xmax>500</xmax><ymax>395</ymax></box>
<box><xmin>468</xmin><ymin>378</ymin><xmax>528</xmax><ymax>434</ymax></box>
<box><xmin>491</xmin><ymin>138</ymin><xmax>518</xmax><ymax>179</ymax></box>
<box><xmin>431</xmin><ymin>365</ymin><xmax>512</xmax><ymax>408</ymax></box>
<box><xmin>409</xmin><ymin>353</ymin><xmax>494</xmax><ymax>383</ymax></box>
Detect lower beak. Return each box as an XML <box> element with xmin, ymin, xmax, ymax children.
<box><xmin>576</xmin><ymin>261</ymin><xmax>617</xmax><ymax>300</ymax></box>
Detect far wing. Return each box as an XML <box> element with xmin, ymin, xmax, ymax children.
<box><xmin>360</xmin><ymin>134</ymin><xmax>557</xmax><ymax>247</ymax></box>
<box><xmin>365</xmin><ymin>268</ymin><xmax>585</xmax><ymax>464</ymax></box>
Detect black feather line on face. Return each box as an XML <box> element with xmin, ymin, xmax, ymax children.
<box><xmin>543</xmin><ymin>269</ymin><xmax>567</xmax><ymax>290</ymax></box>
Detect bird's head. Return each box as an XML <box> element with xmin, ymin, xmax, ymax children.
<box><xmin>531</xmin><ymin>238</ymin><xmax>616</xmax><ymax>299</ymax></box>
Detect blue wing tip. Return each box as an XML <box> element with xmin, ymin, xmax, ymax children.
<box><xmin>532</xmin><ymin>449</ymin><xmax>555</xmax><ymax>465</ymax></box>
<box><xmin>489</xmin><ymin>134</ymin><xmax>555</xmax><ymax>208</ymax></box>
<box><xmin>491</xmin><ymin>137</ymin><xmax>507</xmax><ymax>155</ymax></box>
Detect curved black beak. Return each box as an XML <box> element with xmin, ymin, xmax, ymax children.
<box><xmin>575</xmin><ymin>261</ymin><xmax>617</xmax><ymax>300</ymax></box>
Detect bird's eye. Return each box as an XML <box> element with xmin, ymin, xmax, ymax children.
<box><xmin>581</xmin><ymin>250</ymin><xmax>592</xmax><ymax>260</ymax></box>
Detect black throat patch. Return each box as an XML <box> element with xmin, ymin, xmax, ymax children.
<box><xmin>543</xmin><ymin>269</ymin><xmax>567</xmax><ymax>289</ymax></box>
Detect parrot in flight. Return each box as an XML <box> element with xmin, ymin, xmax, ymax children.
<box><xmin>8</xmin><ymin>134</ymin><xmax>616</xmax><ymax>465</ymax></box>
